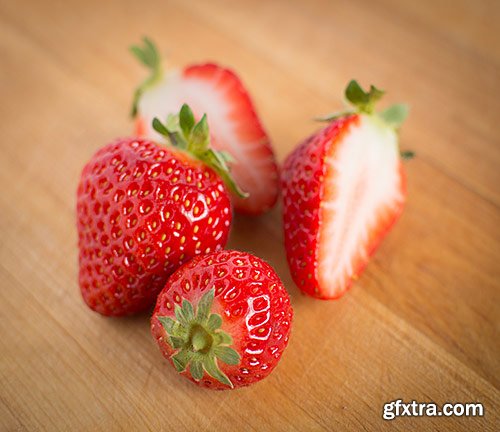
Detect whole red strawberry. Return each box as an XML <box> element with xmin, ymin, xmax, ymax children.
<box><xmin>282</xmin><ymin>80</ymin><xmax>411</xmax><ymax>299</ymax></box>
<box><xmin>77</xmin><ymin>104</ymin><xmax>245</xmax><ymax>316</ymax></box>
<box><xmin>130</xmin><ymin>37</ymin><xmax>279</xmax><ymax>215</ymax></box>
<box><xmin>151</xmin><ymin>250</ymin><xmax>293</xmax><ymax>390</ymax></box>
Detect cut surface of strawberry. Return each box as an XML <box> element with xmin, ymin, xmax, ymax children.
<box><xmin>282</xmin><ymin>80</ymin><xmax>409</xmax><ymax>299</ymax></box>
<box><xmin>318</xmin><ymin>115</ymin><xmax>405</xmax><ymax>297</ymax></box>
<box><xmin>131</xmin><ymin>38</ymin><xmax>279</xmax><ymax>215</ymax></box>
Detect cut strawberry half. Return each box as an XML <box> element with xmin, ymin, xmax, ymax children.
<box><xmin>130</xmin><ymin>38</ymin><xmax>279</xmax><ymax>215</ymax></box>
<box><xmin>282</xmin><ymin>81</ymin><xmax>410</xmax><ymax>299</ymax></box>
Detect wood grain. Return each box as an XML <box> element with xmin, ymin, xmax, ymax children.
<box><xmin>0</xmin><ymin>0</ymin><xmax>498</xmax><ymax>430</ymax></box>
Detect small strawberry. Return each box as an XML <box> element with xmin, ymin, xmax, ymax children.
<box><xmin>130</xmin><ymin>37</ymin><xmax>279</xmax><ymax>215</ymax></box>
<box><xmin>77</xmin><ymin>104</ymin><xmax>244</xmax><ymax>316</ymax></box>
<box><xmin>151</xmin><ymin>250</ymin><xmax>293</xmax><ymax>390</ymax></box>
<box><xmin>282</xmin><ymin>80</ymin><xmax>411</xmax><ymax>299</ymax></box>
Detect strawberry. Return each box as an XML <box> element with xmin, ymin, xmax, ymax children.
<box><xmin>130</xmin><ymin>37</ymin><xmax>279</xmax><ymax>215</ymax></box>
<box><xmin>151</xmin><ymin>250</ymin><xmax>293</xmax><ymax>389</ymax></box>
<box><xmin>77</xmin><ymin>104</ymin><xmax>244</xmax><ymax>316</ymax></box>
<box><xmin>282</xmin><ymin>80</ymin><xmax>411</xmax><ymax>299</ymax></box>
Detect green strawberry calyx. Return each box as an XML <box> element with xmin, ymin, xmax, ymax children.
<box><xmin>152</xmin><ymin>104</ymin><xmax>248</xmax><ymax>198</ymax></box>
<box><xmin>129</xmin><ymin>38</ymin><xmax>247</xmax><ymax>196</ymax></box>
<box><xmin>316</xmin><ymin>80</ymin><xmax>413</xmax><ymax>159</ymax></box>
<box><xmin>157</xmin><ymin>288</ymin><xmax>241</xmax><ymax>388</ymax></box>
<box><xmin>130</xmin><ymin>37</ymin><xmax>163</xmax><ymax>117</ymax></box>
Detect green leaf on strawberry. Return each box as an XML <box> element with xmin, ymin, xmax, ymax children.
<box><xmin>158</xmin><ymin>288</ymin><xmax>241</xmax><ymax>388</ymax></box>
<box><xmin>400</xmin><ymin>150</ymin><xmax>415</xmax><ymax>160</ymax></box>
<box><xmin>345</xmin><ymin>79</ymin><xmax>385</xmax><ymax>114</ymax></box>
<box><xmin>152</xmin><ymin>104</ymin><xmax>248</xmax><ymax>198</ymax></box>
<box><xmin>315</xmin><ymin>80</ymin><xmax>413</xmax><ymax>160</ymax></box>
<box><xmin>130</xmin><ymin>37</ymin><xmax>163</xmax><ymax>117</ymax></box>
<box><xmin>380</xmin><ymin>103</ymin><xmax>409</xmax><ymax>128</ymax></box>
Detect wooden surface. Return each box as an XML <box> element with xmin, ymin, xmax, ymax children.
<box><xmin>1</xmin><ymin>0</ymin><xmax>499</xmax><ymax>430</ymax></box>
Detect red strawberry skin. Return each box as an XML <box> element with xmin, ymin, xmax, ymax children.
<box><xmin>281</xmin><ymin>115</ymin><xmax>406</xmax><ymax>299</ymax></box>
<box><xmin>135</xmin><ymin>63</ymin><xmax>279</xmax><ymax>215</ymax></box>
<box><xmin>151</xmin><ymin>251</ymin><xmax>293</xmax><ymax>390</ymax></box>
<box><xmin>77</xmin><ymin>138</ymin><xmax>232</xmax><ymax>316</ymax></box>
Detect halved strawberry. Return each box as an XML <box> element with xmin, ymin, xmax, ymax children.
<box><xmin>282</xmin><ymin>80</ymin><xmax>411</xmax><ymax>299</ymax></box>
<box><xmin>130</xmin><ymin>38</ymin><xmax>279</xmax><ymax>215</ymax></box>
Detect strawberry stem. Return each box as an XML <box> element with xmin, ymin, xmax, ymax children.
<box><xmin>157</xmin><ymin>288</ymin><xmax>240</xmax><ymax>388</ymax></box>
<box><xmin>315</xmin><ymin>80</ymin><xmax>413</xmax><ymax>159</ymax></box>
<box><xmin>344</xmin><ymin>80</ymin><xmax>409</xmax><ymax>128</ymax></box>
<box><xmin>345</xmin><ymin>80</ymin><xmax>385</xmax><ymax>114</ymax></box>
<box><xmin>152</xmin><ymin>104</ymin><xmax>249</xmax><ymax>198</ymax></box>
<box><xmin>316</xmin><ymin>80</ymin><xmax>409</xmax><ymax>127</ymax></box>
<box><xmin>400</xmin><ymin>150</ymin><xmax>415</xmax><ymax>160</ymax></box>
<box><xmin>130</xmin><ymin>37</ymin><xmax>163</xmax><ymax>117</ymax></box>
<box><xmin>191</xmin><ymin>326</ymin><xmax>212</xmax><ymax>352</ymax></box>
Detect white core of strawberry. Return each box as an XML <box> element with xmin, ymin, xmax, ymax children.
<box><xmin>137</xmin><ymin>70</ymin><xmax>274</xmax><ymax>210</ymax></box>
<box><xmin>317</xmin><ymin>115</ymin><xmax>404</xmax><ymax>297</ymax></box>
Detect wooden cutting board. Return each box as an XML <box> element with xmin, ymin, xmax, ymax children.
<box><xmin>0</xmin><ymin>0</ymin><xmax>498</xmax><ymax>430</ymax></box>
